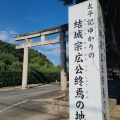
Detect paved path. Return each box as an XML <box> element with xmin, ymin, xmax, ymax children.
<box><xmin>1</xmin><ymin>81</ymin><xmax>120</xmax><ymax>120</ymax></box>
<box><xmin>0</xmin><ymin>85</ymin><xmax>62</xmax><ymax>120</ymax></box>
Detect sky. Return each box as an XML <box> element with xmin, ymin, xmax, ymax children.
<box><xmin>0</xmin><ymin>0</ymin><xmax>71</xmax><ymax>66</ymax></box>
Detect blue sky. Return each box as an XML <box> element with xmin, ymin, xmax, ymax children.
<box><xmin>0</xmin><ymin>0</ymin><xmax>70</xmax><ymax>66</ymax></box>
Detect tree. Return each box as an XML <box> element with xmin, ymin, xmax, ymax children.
<box><xmin>8</xmin><ymin>62</ymin><xmax>23</xmax><ymax>71</ymax></box>
<box><xmin>0</xmin><ymin>61</ymin><xmax>7</xmax><ymax>71</ymax></box>
<box><xmin>58</xmin><ymin>0</ymin><xmax>120</xmax><ymax>68</ymax></box>
<box><xmin>29</xmin><ymin>48</ymin><xmax>53</xmax><ymax>67</ymax></box>
<box><xmin>0</xmin><ymin>53</ymin><xmax>18</xmax><ymax>65</ymax></box>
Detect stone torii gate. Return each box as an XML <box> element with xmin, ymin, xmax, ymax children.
<box><xmin>13</xmin><ymin>24</ymin><xmax>68</xmax><ymax>91</ymax></box>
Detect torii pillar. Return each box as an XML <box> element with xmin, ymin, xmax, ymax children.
<box><xmin>60</xmin><ymin>29</ymin><xmax>67</xmax><ymax>91</ymax></box>
<box><xmin>22</xmin><ymin>38</ymin><xmax>29</xmax><ymax>89</ymax></box>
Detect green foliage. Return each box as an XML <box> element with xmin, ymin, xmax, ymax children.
<box><xmin>29</xmin><ymin>48</ymin><xmax>53</xmax><ymax>67</ymax></box>
<box><xmin>8</xmin><ymin>62</ymin><xmax>23</xmax><ymax>71</ymax></box>
<box><xmin>0</xmin><ymin>40</ymin><xmax>15</xmax><ymax>53</ymax></box>
<box><xmin>28</xmin><ymin>63</ymin><xmax>41</xmax><ymax>72</ymax></box>
<box><xmin>30</xmin><ymin>56</ymin><xmax>45</xmax><ymax>66</ymax></box>
<box><xmin>0</xmin><ymin>72</ymin><xmax>22</xmax><ymax>87</ymax></box>
<box><xmin>0</xmin><ymin>53</ymin><xmax>18</xmax><ymax>65</ymax></box>
<box><xmin>0</xmin><ymin>61</ymin><xmax>7</xmax><ymax>71</ymax></box>
<box><xmin>0</xmin><ymin>70</ymin><xmax>60</xmax><ymax>87</ymax></box>
<box><xmin>0</xmin><ymin>40</ymin><xmax>53</xmax><ymax>67</ymax></box>
<box><xmin>0</xmin><ymin>40</ymin><xmax>61</xmax><ymax>87</ymax></box>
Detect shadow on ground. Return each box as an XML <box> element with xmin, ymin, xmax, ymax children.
<box><xmin>108</xmin><ymin>80</ymin><xmax>120</xmax><ymax>104</ymax></box>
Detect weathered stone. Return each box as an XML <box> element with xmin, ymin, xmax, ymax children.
<box><xmin>13</xmin><ymin>24</ymin><xmax>68</xmax><ymax>40</ymax></box>
<box><xmin>53</xmin><ymin>105</ymin><xmax>69</xmax><ymax>113</ymax></box>
<box><xmin>22</xmin><ymin>38</ymin><xmax>29</xmax><ymax>89</ymax></box>
<box><xmin>53</xmin><ymin>100</ymin><xmax>69</xmax><ymax>107</ymax></box>
<box><xmin>60</xmin><ymin>30</ymin><xmax>67</xmax><ymax>91</ymax></box>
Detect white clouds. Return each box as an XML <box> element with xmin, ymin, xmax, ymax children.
<box><xmin>0</xmin><ymin>31</ymin><xmax>9</xmax><ymax>40</ymax></box>
<box><xmin>38</xmin><ymin>44</ymin><xmax>60</xmax><ymax>56</ymax></box>
<box><xmin>0</xmin><ymin>30</ymin><xmax>18</xmax><ymax>44</ymax></box>
<box><xmin>38</xmin><ymin>42</ymin><xmax>69</xmax><ymax>57</ymax></box>
<box><xmin>40</xmin><ymin>44</ymin><xmax>60</xmax><ymax>50</ymax></box>
<box><xmin>38</xmin><ymin>49</ymin><xmax>44</xmax><ymax>53</ymax></box>
<box><xmin>9</xmin><ymin>30</ymin><xmax>17</xmax><ymax>35</ymax></box>
<box><xmin>44</xmin><ymin>49</ymin><xmax>60</xmax><ymax>56</ymax></box>
<box><xmin>51</xmin><ymin>59</ymin><xmax>57</xmax><ymax>64</ymax></box>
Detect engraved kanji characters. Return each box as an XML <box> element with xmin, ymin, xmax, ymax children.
<box><xmin>75</xmin><ymin>111</ymin><xmax>85</xmax><ymax>120</ymax></box>
<box><xmin>74</xmin><ymin>19</ymin><xmax>83</xmax><ymax>28</ymax></box>
<box><xmin>74</xmin><ymin>76</ymin><xmax>84</xmax><ymax>86</ymax></box>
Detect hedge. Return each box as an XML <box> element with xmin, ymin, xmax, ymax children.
<box><xmin>0</xmin><ymin>70</ymin><xmax>60</xmax><ymax>87</ymax></box>
<box><xmin>0</xmin><ymin>72</ymin><xmax>22</xmax><ymax>87</ymax></box>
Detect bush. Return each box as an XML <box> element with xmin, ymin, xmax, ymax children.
<box><xmin>0</xmin><ymin>69</ymin><xmax>61</xmax><ymax>87</ymax></box>
<box><xmin>0</xmin><ymin>53</ymin><xmax>18</xmax><ymax>65</ymax></box>
<box><xmin>8</xmin><ymin>62</ymin><xmax>23</xmax><ymax>71</ymax></box>
<box><xmin>0</xmin><ymin>71</ymin><xmax>22</xmax><ymax>87</ymax></box>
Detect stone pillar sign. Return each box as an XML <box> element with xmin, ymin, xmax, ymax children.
<box><xmin>69</xmin><ymin>0</ymin><xmax>109</xmax><ymax>120</ymax></box>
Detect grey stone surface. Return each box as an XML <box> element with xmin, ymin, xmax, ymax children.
<box><xmin>22</xmin><ymin>38</ymin><xmax>29</xmax><ymax>89</ymax></box>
